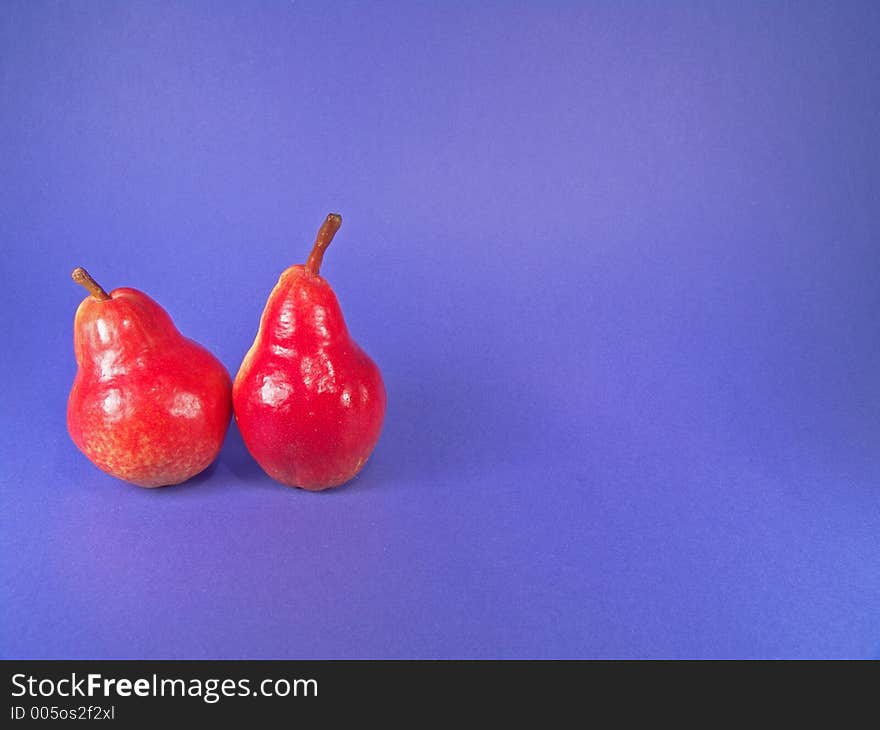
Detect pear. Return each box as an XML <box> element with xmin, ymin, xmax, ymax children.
<box><xmin>67</xmin><ymin>268</ymin><xmax>232</xmax><ymax>487</ymax></box>
<box><xmin>233</xmin><ymin>214</ymin><xmax>386</xmax><ymax>490</ymax></box>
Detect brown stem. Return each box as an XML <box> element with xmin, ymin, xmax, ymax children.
<box><xmin>305</xmin><ymin>213</ymin><xmax>343</xmax><ymax>276</ymax></box>
<box><xmin>71</xmin><ymin>267</ymin><xmax>110</xmax><ymax>300</ymax></box>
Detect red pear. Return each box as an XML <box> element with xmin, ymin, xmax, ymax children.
<box><xmin>233</xmin><ymin>214</ymin><xmax>386</xmax><ymax>490</ymax></box>
<box><xmin>67</xmin><ymin>268</ymin><xmax>232</xmax><ymax>487</ymax></box>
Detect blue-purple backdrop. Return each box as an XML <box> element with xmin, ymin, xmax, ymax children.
<box><xmin>2</xmin><ymin>1</ymin><xmax>878</xmax><ymax>658</ymax></box>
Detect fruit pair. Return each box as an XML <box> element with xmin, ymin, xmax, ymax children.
<box><xmin>67</xmin><ymin>215</ymin><xmax>386</xmax><ymax>490</ymax></box>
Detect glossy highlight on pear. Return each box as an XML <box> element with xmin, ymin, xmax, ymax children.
<box><xmin>233</xmin><ymin>214</ymin><xmax>386</xmax><ymax>490</ymax></box>
<box><xmin>67</xmin><ymin>268</ymin><xmax>233</xmax><ymax>487</ymax></box>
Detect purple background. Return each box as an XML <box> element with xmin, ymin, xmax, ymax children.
<box><xmin>2</xmin><ymin>1</ymin><xmax>879</xmax><ymax>659</ymax></box>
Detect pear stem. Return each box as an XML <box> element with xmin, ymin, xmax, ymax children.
<box><xmin>71</xmin><ymin>267</ymin><xmax>110</xmax><ymax>301</ymax></box>
<box><xmin>305</xmin><ymin>213</ymin><xmax>343</xmax><ymax>276</ymax></box>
